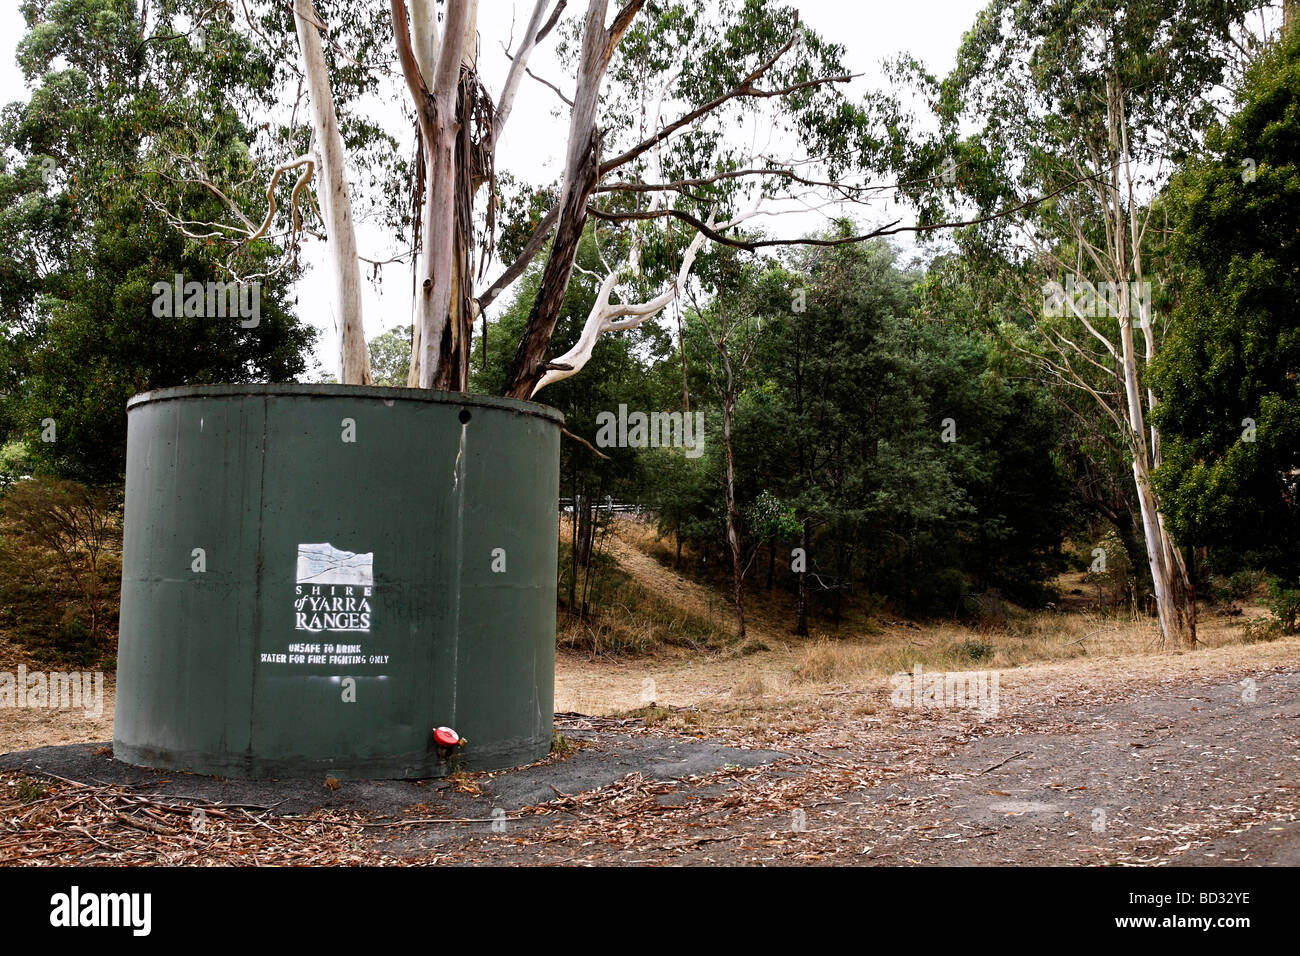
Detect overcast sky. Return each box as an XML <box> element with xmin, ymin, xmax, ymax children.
<box><xmin>0</xmin><ymin>1</ymin><xmax>989</xmax><ymax>380</ymax></box>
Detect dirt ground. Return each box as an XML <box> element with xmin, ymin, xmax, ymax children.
<box><xmin>1</xmin><ymin>633</ymin><xmax>1296</xmax><ymax>865</ymax></box>
<box><xmin>1</xmin><ymin>519</ymin><xmax>1296</xmax><ymax>865</ymax></box>
<box><xmin>445</xmin><ymin>642</ymin><xmax>1300</xmax><ymax>865</ymax></box>
<box><xmin>0</xmin><ymin>637</ymin><xmax>115</xmax><ymax>752</ymax></box>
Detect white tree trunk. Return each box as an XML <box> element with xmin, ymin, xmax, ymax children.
<box><xmin>495</xmin><ymin>0</ymin><xmax>553</xmax><ymax>137</ymax></box>
<box><xmin>1106</xmin><ymin>73</ymin><xmax>1193</xmax><ymax>646</ymax></box>
<box><xmin>392</xmin><ymin>0</ymin><xmax>476</xmax><ymax>390</ymax></box>
<box><xmin>292</xmin><ymin>0</ymin><xmax>369</xmax><ymax>384</ymax></box>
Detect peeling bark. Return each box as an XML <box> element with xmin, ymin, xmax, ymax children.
<box><xmin>503</xmin><ymin>0</ymin><xmax>645</xmax><ymax>399</ymax></box>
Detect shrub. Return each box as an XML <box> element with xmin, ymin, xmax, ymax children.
<box><xmin>962</xmin><ymin>590</ymin><xmax>1009</xmax><ymax>629</ymax></box>
<box><xmin>1082</xmin><ymin>528</ymin><xmax>1134</xmax><ymax>606</ymax></box>
<box><xmin>1266</xmin><ymin>578</ymin><xmax>1300</xmax><ymax>635</ymax></box>
<box><xmin>949</xmin><ymin>638</ymin><xmax>993</xmax><ymax>663</ymax></box>
<box><xmin>0</xmin><ymin>478</ymin><xmax>122</xmax><ymax>661</ymax></box>
<box><xmin>1211</xmin><ymin>568</ymin><xmax>1265</xmax><ymax>604</ymax></box>
<box><xmin>0</xmin><ymin>441</ymin><xmax>32</xmax><ymax>489</ymax></box>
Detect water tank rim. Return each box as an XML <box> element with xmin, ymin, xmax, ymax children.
<box><xmin>125</xmin><ymin>383</ymin><xmax>564</xmax><ymax>425</ymax></box>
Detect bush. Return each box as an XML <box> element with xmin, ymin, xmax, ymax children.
<box><xmin>0</xmin><ymin>478</ymin><xmax>122</xmax><ymax>662</ymax></box>
<box><xmin>53</xmin><ymin>617</ymin><xmax>101</xmax><ymax>668</ymax></box>
<box><xmin>1211</xmin><ymin>568</ymin><xmax>1265</xmax><ymax>604</ymax></box>
<box><xmin>949</xmin><ymin>638</ymin><xmax>993</xmax><ymax>663</ymax></box>
<box><xmin>962</xmin><ymin>590</ymin><xmax>1009</xmax><ymax>629</ymax></box>
<box><xmin>909</xmin><ymin>567</ymin><xmax>967</xmax><ymax>618</ymax></box>
<box><xmin>1266</xmin><ymin>578</ymin><xmax>1300</xmax><ymax>635</ymax></box>
<box><xmin>0</xmin><ymin>440</ymin><xmax>32</xmax><ymax>489</ymax></box>
<box><xmin>1241</xmin><ymin>578</ymin><xmax>1300</xmax><ymax>642</ymax></box>
<box><xmin>1082</xmin><ymin>528</ymin><xmax>1134</xmax><ymax>606</ymax></box>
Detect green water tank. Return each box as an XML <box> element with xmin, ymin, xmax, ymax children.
<box><xmin>113</xmin><ymin>384</ymin><xmax>562</xmax><ymax>779</ymax></box>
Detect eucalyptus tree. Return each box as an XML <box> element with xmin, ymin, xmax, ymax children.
<box><xmin>908</xmin><ymin>0</ymin><xmax>1280</xmax><ymax>645</ymax></box>
<box><xmin>147</xmin><ymin>1</ymin><xmax>882</xmax><ymax>392</ymax></box>
<box><xmin>0</xmin><ymin>0</ymin><xmax>315</xmax><ymax>481</ymax></box>
<box><xmin>155</xmin><ymin>0</ymin><xmax>1077</xmax><ymax>409</ymax></box>
<box><xmin>471</xmin><ymin>224</ymin><xmax>667</xmax><ymax>615</ymax></box>
<box><xmin>1151</xmin><ymin>20</ymin><xmax>1300</xmax><ymax>586</ymax></box>
<box><xmin>679</xmin><ymin>255</ymin><xmax>779</xmax><ymax>640</ymax></box>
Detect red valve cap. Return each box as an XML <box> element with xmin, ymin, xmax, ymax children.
<box><xmin>433</xmin><ymin>726</ymin><xmax>460</xmax><ymax>748</ymax></box>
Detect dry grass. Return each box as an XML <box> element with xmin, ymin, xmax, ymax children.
<box><xmin>729</xmin><ymin>672</ymin><xmax>771</xmax><ymax>699</ymax></box>
<box><xmin>790</xmin><ymin>639</ymin><xmax>878</xmax><ymax>685</ymax></box>
<box><xmin>555</xmin><ymin>550</ymin><xmax>734</xmax><ymax>657</ymax></box>
<box><xmin>615</xmin><ymin>518</ymin><xmax>672</xmax><ymax>557</ymax></box>
<box><xmin>786</xmin><ymin>602</ymin><xmax>1275</xmax><ymax>688</ymax></box>
<box><xmin>556</xmin><ymin>516</ymin><xmax>750</xmax><ymax>658</ymax></box>
<box><xmin>553</xmin><ymin>518</ymin><xmax>1293</xmax><ymax>727</ymax></box>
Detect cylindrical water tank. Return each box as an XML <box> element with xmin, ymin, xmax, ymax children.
<box><xmin>113</xmin><ymin>384</ymin><xmax>561</xmax><ymax>779</ymax></box>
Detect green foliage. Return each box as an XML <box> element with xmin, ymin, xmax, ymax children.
<box><xmin>1212</xmin><ymin>568</ymin><xmax>1265</xmax><ymax>604</ymax></box>
<box><xmin>594</xmin><ymin>0</ymin><xmax>885</xmax><ymax>227</ymax></box>
<box><xmin>482</xmin><ymin>208</ymin><xmax>1070</xmax><ymax>626</ymax></box>
<box><xmin>647</xmin><ymin>447</ymin><xmax>722</xmax><ymax>553</ymax></box>
<box><xmin>1265</xmin><ymin>578</ymin><xmax>1300</xmax><ymax>635</ymax></box>
<box><xmin>1151</xmin><ymin>25</ymin><xmax>1300</xmax><ymax>581</ymax></box>
<box><xmin>928</xmin><ymin>0</ymin><xmax>1254</xmax><ymax>219</ymax></box>
<box><xmin>367</xmin><ymin>325</ymin><xmax>412</xmax><ymax>387</ymax></box>
<box><xmin>896</xmin><ymin>0</ymin><xmax>1273</xmax><ymax>614</ymax></box>
<box><xmin>748</xmin><ymin>491</ymin><xmax>801</xmax><ymax>540</ymax></box>
<box><xmin>949</xmin><ymin>638</ymin><xmax>993</xmax><ymax>663</ymax></box>
<box><xmin>646</xmin><ymin>236</ymin><xmax>1070</xmax><ymax>618</ymax></box>
<box><xmin>477</xmin><ymin>226</ymin><xmax>669</xmax><ymax>515</ymax></box>
<box><xmin>1083</xmin><ymin>527</ymin><xmax>1135</xmax><ymax>604</ymax></box>
<box><xmin>0</xmin><ymin>0</ymin><xmax>316</xmax><ymax>482</ymax></box>
<box><xmin>0</xmin><ymin>441</ymin><xmax>33</xmax><ymax>489</ymax></box>
<box><xmin>15</xmin><ymin>777</ymin><xmax>48</xmax><ymax>803</ymax></box>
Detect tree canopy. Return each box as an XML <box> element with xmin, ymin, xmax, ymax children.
<box><xmin>1151</xmin><ymin>22</ymin><xmax>1300</xmax><ymax>581</ymax></box>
